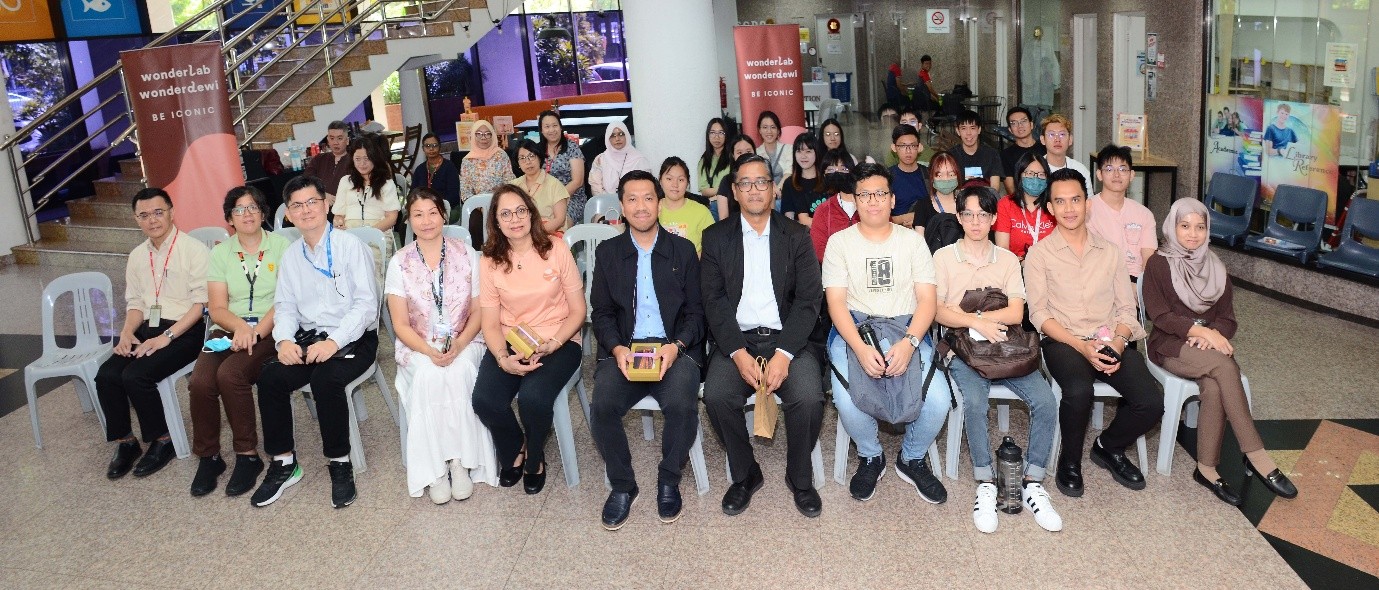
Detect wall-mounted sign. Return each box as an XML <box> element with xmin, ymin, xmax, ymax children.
<box><xmin>60</xmin><ymin>0</ymin><xmax>143</xmax><ymax>38</ymax></box>
<box><xmin>0</xmin><ymin>0</ymin><xmax>57</xmax><ymax>42</ymax></box>
<box><xmin>926</xmin><ymin>9</ymin><xmax>950</xmax><ymax>34</ymax></box>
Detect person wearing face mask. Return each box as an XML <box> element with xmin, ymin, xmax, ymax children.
<box><xmin>994</xmin><ymin>151</ymin><xmax>1056</xmax><ymax>260</ymax></box>
<box><xmin>808</xmin><ymin>149</ymin><xmax>859</xmax><ymax>262</ymax></box>
<box><xmin>588</xmin><ymin>122</ymin><xmax>652</xmax><ymax>196</ymax></box>
<box><xmin>909</xmin><ymin>152</ymin><xmax>961</xmax><ymax>239</ymax></box>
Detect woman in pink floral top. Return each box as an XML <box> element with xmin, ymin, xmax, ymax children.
<box><xmin>458</xmin><ymin>120</ymin><xmax>516</xmax><ymax>209</ymax></box>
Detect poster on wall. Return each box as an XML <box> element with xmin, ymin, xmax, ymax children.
<box><xmin>1259</xmin><ymin>100</ymin><xmax>1341</xmax><ymax>224</ymax></box>
<box><xmin>1114</xmin><ymin>113</ymin><xmax>1147</xmax><ymax>152</ymax></box>
<box><xmin>1324</xmin><ymin>42</ymin><xmax>1358</xmax><ymax>88</ymax></box>
<box><xmin>733</xmin><ymin>24</ymin><xmax>806</xmax><ymax>146</ymax></box>
<box><xmin>60</xmin><ymin>0</ymin><xmax>144</xmax><ymax>38</ymax></box>
<box><xmin>0</xmin><ymin>0</ymin><xmax>56</xmax><ymax>42</ymax></box>
<box><xmin>121</xmin><ymin>42</ymin><xmax>245</xmax><ymax>230</ymax></box>
<box><xmin>1204</xmin><ymin>95</ymin><xmax>1264</xmax><ymax>201</ymax></box>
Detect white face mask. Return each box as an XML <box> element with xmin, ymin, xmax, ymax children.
<box><xmin>839</xmin><ymin>196</ymin><xmax>857</xmax><ymax>217</ymax></box>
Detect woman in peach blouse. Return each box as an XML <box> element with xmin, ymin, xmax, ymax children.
<box><xmin>471</xmin><ymin>184</ymin><xmax>585</xmax><ymax>495</ymax></box>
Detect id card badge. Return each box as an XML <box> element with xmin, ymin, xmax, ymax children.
<box><xmin>244</xmin><ymin>316</ymin><xmax>259</xmax><ymax>328</ymax></box>
<box><xmin>148</xmin><ymin>305</ymin><xmax>162</xmax><ymax>326</ymax></box>
<box><xmin>430</xmin><ymin>318</ymin><xmax>452</xmax><ymax>350</ymax></box>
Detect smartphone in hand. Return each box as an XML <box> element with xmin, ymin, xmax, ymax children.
<box><xmin>1097</xmin><ymin>344</ymin><xmax>1122</xmax><ymax>364</ymax></box>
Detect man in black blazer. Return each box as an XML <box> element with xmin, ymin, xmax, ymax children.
<box><xmin>700</xmin><ymin>155</ymin><xmax>825</xmax><ymax>518</ymax></box>
<box><xmin>589</xmin><ymin>170</ymin><xmax>705</xmax><ymax>530</ymax></box>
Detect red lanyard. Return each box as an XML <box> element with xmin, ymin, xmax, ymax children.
<box><xmin>148</xmin><ymin>231</ymin><xmax>179</xmax><ymax>304</ymax></box>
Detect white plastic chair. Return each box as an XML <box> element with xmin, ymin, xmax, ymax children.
<box><xmin>274</xmin><ymin>227</ymin><xmax>301</xmax><ymax>242</ymax></box>
<box><xmin>24</xmin><ymin>272</ymin><xmax>116</xmax><ymax>448</ymax></box>
<box><xmin>603</xmin><ymin>389</ymin><xmax>712</xmax><ymax>496</ymax></box>
<box><xmin>460</xmin><ymin>193</ymin><xmax>492</xmax><ymax>245</ymax></box>
<box><xmin>1050</xmin><ymin>378</ymin><xmax>1150</xmax><ymax>471</ymax></box>
<box><xmin>733</xmin><ymin>393</ymin><xmax>825</xmax><ymax>490</ymax></box>
<box><xmin>582</xmin><ymin>193</ymin><xmax>622</xmax><ymax>225</ymax></box>
<box><xmin>301</xmin><ymin>363</ymin><xmax>395</xmax><ymax>474</ymax></box>
<box><xmin>187</xmin><ymin>226</ymin><xmax>230</xmax><ymax>249</ymax></box>
<box><xmin>273</xmin><ymin>204</ymin><xmax>288</xmax><ymax>230</ymax></box>
<box><xmin>942</xmin><ymin>382</ymin><xmax>1062</xmax><ymax>480</ymax></box>
<box><xmin>833</xmin><ymin>415</ymin><xmax>944</xmax><ymax>486</ymax></box>
<box><xmin>155</xmin><ymin>362</ymin><xmax>195</xmax><ymax>459</ymax></box>
<box><xmin>562</xmin><ymin>223</ymin><xmax>621</xmax><ymax>421</ymax></box>
<box><xmin>1134</xmin><ymin>280</ymin><xmax>1253</xmax><ymax>476</ymax></box>
<box><xmin>549</xmin><ymin>369</ymin><xmax>582</xmax><ymax>487</ymax></box>
<box><xmin>346</xmin><ymin>226</ymin><xmax>393</xmax><ymax>287</ymax></box>
<box><xmin>442</xmin><ymin>225</ymin><xmax>471</xmax><ymax>244</ymax></box>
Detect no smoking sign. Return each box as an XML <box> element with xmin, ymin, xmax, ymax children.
<box><xmin>926</xmin><ymin>8</ymin><xmax>951</xmax><ymax>33</ymax></box>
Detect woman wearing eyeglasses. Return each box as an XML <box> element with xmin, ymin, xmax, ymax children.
<box><xmin>697</xmin><ymin>118</ymin><xmax>732</xmax><ymax>201</ymax></box>
<box><xmin>471</xmin><ymin>185</ymin><xmax>586</xmax><ymax>495</ymax></box>
<box><xmin>411</xmin><ymin>132</ymin><xmax>461</xmax><ymax>209</ymax></box>
<box><xmin>457</xmin><ymin>121</ymin><xmax>515</xmax><ymax>209</ymax></box>
<box><xmin>509</xmin><ymin>139</ymin><xmax>570</xmax><ymax>234</ymax></box>
<box><xmin>332</xmin><ymin>138</ymin><xmax>400</xmax><ymax>231</ymax></box>
<box><xmin>187</xmin><ymin>186</ymin><xmax>291</xmax><ymax>497</ymax></box>
<box><xmin>994</xmin><ymin>151</ymin><xmax>1055</xmax><ymax>260</ymax></box>
<box><xmin>386</xmin><ymin>188</ymin><xmax>497</xmax><ymax>504</ymax></box>
<box><xmin>588</xmin><ymin>121</ymin><xmax>651</xmax><ymax>196</ymax></box>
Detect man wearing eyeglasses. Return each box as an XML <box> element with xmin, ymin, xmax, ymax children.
<box><xmin>1038</xmin><ymin>114</ymin><xmax>1093</xmax><ymax>197</ymax></box>
<box><xmin>251</xmin><ymin>175</ymin><xmax>380</xmax><ymax>509</ymax></box>
<box><xmin>1087</xmin><ymin>144</ymin><xmax>1157</xmax><ymax>281</ymax></box>
<box><xmin>98</xmin><ymin>187</ymin><xmax>209</xmax><ymax>481</ymax></box>
<box><xmin>701</xmin><ymin>155</ymin><xmax>826</xmax><ymax>518</ymax></box>
<box><xmin>823</xmin><ymin>163</ymin><xmax>951</xmax><ymax>505</ymax></box>
<box><xmin>304</xmin><ymin>121</ymin><xmax>353</xmax><ymax>209</ymax></box>
<box><xmin>888</xmin><ymin>125</ymin><xmax>928</xmax><ymax>228</ymax></box>
<box><xmin>1001</xmin><ymin>107</ymin><xmax>1045</xmax><ymax>195</ymax></box>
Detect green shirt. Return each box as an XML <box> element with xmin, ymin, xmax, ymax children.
<box><xmin>207</xmin><ymin>229</ymin><xmax>291</xmax><ymax>330</ymax></box>
<box><xmin>658</xmin><ymin>199</ymin><xmax>715</xmax><ymax>253</ymax></box>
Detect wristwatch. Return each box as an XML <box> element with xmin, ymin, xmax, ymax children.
<box><xmin>163</xmin><ymin>329</ymin><xmax>177</xmax><ymax>340</ymax></box>
<box><xmin>905</xmin><ymin>333</ymin><xmax>922</xmax><ymax>349</ymax></box>
<box><xmin>975</xmin><ymin>310</ymin><xmax>984</xmax><ymax>319</ymax></box>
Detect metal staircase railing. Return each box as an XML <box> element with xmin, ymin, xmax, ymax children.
<box><xmin>1</xmin><ymin>0</ymin><xmax>471</xmax><ymax>243</ymax></box>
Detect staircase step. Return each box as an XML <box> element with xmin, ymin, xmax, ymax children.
<box><xmin>243</xmin><ymin>103</ymin><xmax>319</xmax><ymax>131</ymax></box>
<box><xmin>13</xmin><ymin>241</ymin><xmax>132</xmax><ymax>271</ymax></box>
<box><xmin>93</xmin><ymin>176</ymin><xmax>147</xmax><ymax>201</ymax></box>
<box><xmin>39</xmin><ymin>218</ymin><xmax>145</xmax><ymax>247</ymax></box>
<box><xmin>118</xmin><ymin>158</ymin><xmax>143</xmax><ymax>178</ymax></box>
<box><xmin>68</xmin><ymin>195</ymin><xmax>139</xmax><ymax>220</ymax></box>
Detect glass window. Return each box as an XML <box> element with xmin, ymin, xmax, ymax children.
<box><xmin>528</xmin><ymin>11</ymin><xmax>580</xmax><ymax>100</ymax></box>
<box><xmin>573</xmin><ymin>10</ymin><xmax>626</xmax><ymax>96</ymax></box>
<box><xmin>2</xmin><ymin>43</ymin><xmax>79</xmax><ymax>154</ymax></box>
<box><xmin>476</xmin><ymin>15</ymin><xmax>531</xmax><ymax>105</ymax></box>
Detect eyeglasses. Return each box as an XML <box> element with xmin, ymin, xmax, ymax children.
<box><xmin>422</xmin><ymin>143</ymin><xmax>440</xmax><ymax>148</ymax></box>
<box><xmin>958</xmin><ymin>211</ymin><xmax>994</xmax><ymax>222</ymax></box>
<box><xmin>1009</xmin><ymin>119</ymin><xmax>1031</xmax><ymax>127</ymax></box>
<box><xmin>1101</xmin><ymin>165</ymin><xmax>1131</xmax><ymax>174</ymax></box>
<box><xmin>894</xmin><ymin>143</ymin><xmax>920</xmax><ymax>151</ymax></box>
<box><xmin>475</xmin><ymin>131</ymin><xmax>493</xmax><ymax>138</ymax></box>
<box><xmin>609</xmin><ymin>131</ymin><xmax>626</xmax><ymax>138</ymax></box>
<box><xmin>856</xmin><ymin>190</ymin><xmax>892</xmax><ymax>203</ymax></box>
<box><xmin>517</xmin><ymin>153</ymin><xmax>539</xmax><ymax>163</ymax></box>
<box><xmin>498</xmin><ymin>206</ymin><xmax>530</xmax><ymax>221</ymax></box>
<box><xmin>734</xmin><ymin>178</ymin><xmax>772</xmax><ymax>191</ymax></box>
<box><xmin>822</xmin><ymin>131</ymin><xmax>841</xmax><ymax>138</ymax></box>
<box><xmin>708</xmin><ymin>130</ymin><xmax>726</xmax><ymax>137</ymax></box>
<box><xmin>1044</xmin><ymin>132</ymin><xmax>1069</xmax><ymax>140</ymax></box>
<box><xmin>231</xmin><ymin>206</ymin><xmax>261</xmax><ymax>216</ymax></box>
<box><xmin>1022</xmin><ymin>172</ymin><xmax>1047</xmax><ymax>179</ymax></box>
<box><xmin>286</xmin><ymin>198</ymin><xmax>325</xmax><ymax>211</ymax></box>
<box><xmin>135</xmin><ymin>209</ymin><xmax>167</xmax><ymax>221</ymax></box>
<box><xmin>824</xmin><ymin>165</ymin><xmax>849</xmax><ymax>174</ymax></box>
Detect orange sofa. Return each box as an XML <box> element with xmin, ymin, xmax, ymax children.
<box><xmin>471</xmin><ymin>91</ymin><xmax>628</xmax><ymax>127</ymax></box>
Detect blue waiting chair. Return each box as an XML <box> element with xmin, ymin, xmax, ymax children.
<box><xmin>1203</xmin><ymin>172</ymin><xmax>1257</xmax><ymax>246</ymax></box>
<box><xmin>1244</xmin><ymin>184</ymin><xmax>1327</xmax><ymax>264</ymax></box>
<box><xmin>1318</xmin><ymin>194</ymin><xmax>1379</xmax><ymax>278</ymax></box>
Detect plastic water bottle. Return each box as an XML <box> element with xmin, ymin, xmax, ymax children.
<box><xmin>994</xmin><ymin>436</ymin><xmax>1024</xmax><ymax>514</ymax></box>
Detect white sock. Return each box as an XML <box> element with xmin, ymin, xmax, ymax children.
<box><xmin>330</xmin><ymin>456</ymin><xmax>350</xmax><ymax>463</ymax></box>
<box><xmin>275</xmin><ymin>453</ymin><xmax>294</xmax><ymax>465</ymax></box>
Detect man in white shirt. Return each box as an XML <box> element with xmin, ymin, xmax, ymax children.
<box><xmin>1039</xmin><ymin>114</ymin><xmax>1093</xmax><ymax>197</ymax></box>
<box><xmin>251</xmin><ymin>175</ymin><xmax>380</xmax><ymax>509</ymax></box>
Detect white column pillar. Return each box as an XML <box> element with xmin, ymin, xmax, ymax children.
<box><xmin>399</xmin><ymin>67</ymin><xmax>429</xmax><ymax>131</ymax></box>
<box><xmin>0</xmin><ymin>69</ymin><xmax>38</xmax><ymax>256</ymax></box>
<box><xmin>623</xmin><ymin>0</ymin><xmax>721</xmax><ymax>189</ymax></box>
<box><xmin>713</xmin><ymin>0</ymin><xmax>741</xmax><ymax>122</ymax></box>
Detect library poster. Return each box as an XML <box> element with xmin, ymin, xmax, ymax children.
<box><xmin>1260</xmin><ymin>100</ymin><xmax>1341</xmax><ymax>225</ymax></box>
<box><xmin>1204</xmin><ymin>95</ymin><xmax>1264</xmax><ymax>184</ymax></box>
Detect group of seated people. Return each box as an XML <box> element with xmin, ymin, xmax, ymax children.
<box><xmin>89</xmin><ymin>109</ymin><xmax>1298</xmax><ymax>535</ymax></box>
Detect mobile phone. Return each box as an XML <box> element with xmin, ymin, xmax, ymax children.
<box><xmin>1097</xmin><ymin>345</ymin><xmax>1121</xmax><ymax>364</ymax></box>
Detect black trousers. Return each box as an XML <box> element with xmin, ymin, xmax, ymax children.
<box><xmin>702</xmin><ymin>333</ymin><xmax>824</xmax><ymax>490</ymax></box>
<box><xmin>471</xmin><ymin>342</ymin><xmax>582</xmax><ymax>471</ymax></box>
<box><xmin>1041</xmin><ymin>338</ymin><xmax>1163</xmax><ymax>459</ymax></box>
<box><xmin>96</xmin><ymin>320</ymin><xmax>205</xmax><ymax>442</ymax></box>
<box><xmin>590</xmin><ymin>357</ymin><xmax>701</xmax><ymax>493</ymax></box>
<box><xmin>256</xmin><ymin>330</ymin><xmax>378</xmax><ymax>459</ymax></box>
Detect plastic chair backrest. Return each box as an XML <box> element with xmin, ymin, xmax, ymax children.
<box><xmin>1205</xmin><ymin>172</ymin><xmax>1257</xmax><ymax>211</ymax></box>
<box><xmin>274</xmin><ymin>227</ymin><xmax>301</xmax><ymax>243</ymax></box>
<box><xmin>187</xmin><ymin>226</ymin><xmax>230</xmax><ymax>249</ymax></box>
<box><xmin>273</xmin><ymin>204</ymin><xmax>288</xmax><ymax>230</ymax></box>
<box><xmin>346</xmin><ymin>226</ymin><xmax>392</xmax><ymax>267</ymax></box>
<box><xmin>564</xmin><ymin>223</ymin><xmax>621</xmax><ymax>304</ymax></box>
<box><xmin>442</xmin><ymin>225</ymin><xmax>471</xmax><ymax>244</ymax></box>
<box><xmin>1336</xmin><ymin>196</ymin><xmax>1379</xmax><ymax>249</ymax></box>
<box><xmin>462</xmin><ymin>193</ymin><xmax>492</xmax><ymax>244</ymax></box>
<box><xmin>583</xmin><ymin>193</ymin><xmax>622</xmax><ymax>225</ymax></box>
<box><xmin>41</xmin><ymin>272</ymin><xmax>114</xmax><ymax>358</ymax></box>
<box><xmin>1264</xmin><ymin>184</ymin><xmax>1327</xmax><ymax>246</ymax></box>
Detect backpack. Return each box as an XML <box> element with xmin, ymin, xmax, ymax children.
<box><xmin>924</xmin><ymin>212</ymin><xmax>963</xmax><ymax>253</ymax></box>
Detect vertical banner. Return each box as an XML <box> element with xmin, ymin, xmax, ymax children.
<box><xmin>1260</xmin><ymin>100</ymin><xmax>1341</xmax><ymax>224</ymax></box>
<box><xmin>1204</xmin><ymin>95</ymin><xmax>1264</xmax><ymax>183</ymax></box>
<box><xmin>734</xmin><ymin>24</ymin><xmax>806</xmax><ymax>146</ymax></box>
<box><xmin>121</xmin><ymin>42</ymin><xmax>244</xmax><ymax>230</ymax></box>
<box><xmin>0</xmin><ymin>0</ymin><xmax>57</xmax><ymax>42</ymax></box>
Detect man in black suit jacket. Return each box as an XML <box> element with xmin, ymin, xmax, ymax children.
<box><xmin>700</xmin><ymin>155</ymin><xmax>825</xmax><ymax>518</ymax></box>
<box><xmin>589</xmin><ymin>170</ymin><xmax>705</xmax><ymax>530</ymax></box>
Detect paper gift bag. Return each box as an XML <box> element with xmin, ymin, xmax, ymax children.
<box><xmin>751</xmin><ymin>357</ymin><xmax>778</xmax><ymax>438</ymax></box>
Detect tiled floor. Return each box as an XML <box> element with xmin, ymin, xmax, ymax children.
<box><xmin>2</xmin><ymin>256</ymin><xmax>1376</xmax><ymax>588</ymax></box>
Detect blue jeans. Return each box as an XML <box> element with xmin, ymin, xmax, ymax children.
<box><xmin>948</xmin><ymin>356</ymin><xmax>1058</xmax><ymax>481</ymax></box>
<box><xmin>828</xmin><ymin>329</ymin><xmax>950</xmax><ymax>462</ymax></box>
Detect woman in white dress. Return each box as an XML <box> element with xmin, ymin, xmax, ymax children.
<box><xmin>386</xmin><ymin>187</ymin><xmax>498</xmax><ymax>503</ymax></box>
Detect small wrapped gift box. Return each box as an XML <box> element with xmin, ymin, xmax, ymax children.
<box><xmin>505</xmin><ymin>323</ymin><xmax>545</xmax><ymax>360</ymax></box>
<box><xmin>626</xmin><ymin>342</ymin><xmax>662</xmax><ymax>382</ymax></box>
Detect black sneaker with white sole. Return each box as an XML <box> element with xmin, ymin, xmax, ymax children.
<box><xmin>895</xmin><ymin>454</ymin><xmax>947</xmax><ymax>504</ymax></box>
<box><xmin>328</xmin><ymin>461</ymin><xmax>357</xmax><ymax>508</ymax></box>
<box><xmin>849</xmin><ymin>455</ymin><xmax>886</xmax><ymax>502</ymax></box>
<box><xmin>250</xmin><ymin>457</ymin><xmax>303</xmax><ymax>507</ymax></box>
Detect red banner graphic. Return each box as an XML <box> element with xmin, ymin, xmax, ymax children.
<box><xmin>734</xmin><ymin>24</ymin><xmax>806</xmax><ymax>146</ymax></box>
<box><xmin>121</xmin><ymin>42</ymin><xmax>243</xmax><ymax>230</ymax></box>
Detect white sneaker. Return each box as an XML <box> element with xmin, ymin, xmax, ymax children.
<box><xmin>428</xmin><ymin>473</ymin><xmax>451</xmax><ymax>505</ymax></box>
<box><xmin>973</xmin><ymin>482</ymin><xmax>999</xmax><ymax>534</ymax></box>
<box><xmin>449</xmin><ymin>460</ymin><xmax>473</xmax><ymax>501</ymax></box>
<box><xmin>1023</xmin><ymin>482</ymin><xmax>1063</xmax><ymax>532</ymax></box>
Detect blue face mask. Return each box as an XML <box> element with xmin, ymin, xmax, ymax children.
<box><xmin>1021</xmin><ymin>177</ymin><xmax>1048</xmax><ymax>196</ymax></box>
<box><xmin>202</xmin><ymin>336</ymin><xmax>233</xmax><ymax>353</ymax></box>
<box><xmin>933</xmin><ymin>179</ymin><xmax>959</xmax><ymax>194</ymax></box>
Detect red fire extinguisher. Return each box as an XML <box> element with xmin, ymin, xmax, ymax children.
<box><xmin>720</xmin><ymin>77</ymin><xmax>727</xmax><ymax>109</ymax></box>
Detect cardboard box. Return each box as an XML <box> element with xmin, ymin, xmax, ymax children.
<box><xmin>505</xmin><ymin>323</ymin><xmax>545</xmax><ymax>359</ymax></box>
<box><xmin>626</xmin><ymin>342</ymin><xmax>662</xmax><ymax>382</ymax></box>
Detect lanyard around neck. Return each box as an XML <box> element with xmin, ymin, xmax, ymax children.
<box><xmin>148</xmin><ymin>231</ymin><xmax>179</xmax><ymax>304</ymax></box>
<box><xmin>237</xmin><ymin>246</ymin><xmax>266</xmax><ymax>312</ymax></box>
<box><xmin>303</xmin><ymin>224</ymin><xmax>334</xmax><ymax>279</ymax></box>
<box><xmin>415</xmin><ymin>241</ymin><xmax>447</xmax><ymax>315</ymax></box>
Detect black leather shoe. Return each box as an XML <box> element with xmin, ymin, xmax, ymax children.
<box><xmin>1089</xmin><ymin>438</ymin><xmax>1146</xmax><ymax>491</ymax></box>
<box><xmin>224</xmin><ymin>455</ymin><xmax>264</xmax><ymax>497</ymax></box>
<box><xmin>189</xmin><ymin>455</ymin><xmax>227</xmax><ymax>496</ymax></box>
<box><xmin>1244</xmin><ymin>456</ymin><xmax>1298</xmax><ymax>499</ymax></box>
<box><xmin>106</xmin><ymin>440</ymin><xmax>141</xmax><ymax>479</ymax></box>
<box><xmin>601</xmin><ymin>488</ymin><xmax>639</xmax><ymax>531</ymax></box>
<box><xmin>132</xmin><ymin>438</ymin><xmax>176</xmax><ymax>478</ymax></box>
<box><xmin>656</xmin><ymin>482</ymin><xmax>683</xmax><ymax>524</ymax></box>
<box><xmin>721</xmin><ymin>462</ymin><xmax>764</xmax><ymax>516</ymax></box>
<box><xmin>785</xmin><ymin>477</ymin><xmax>822</xmax><ymax>518</ymax></box>
<box><xmin>1054</xmin><ymin>454</ymin><xmax>1084</xmax><ymax>498</ymax></box>
<box><xmin>499</xmin><ymin>452</ymin><xmax>526</xmax><ymax>488</ymax></box>
<box><xmin>523</xmin><ymin>462</ymin><xmax>547</xmax><ymax>495</ymax></box>
<box><xmin>1194</xmin><ymin>468</ymin><xmax>1243</xmax><ymax>506</ymax></box>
